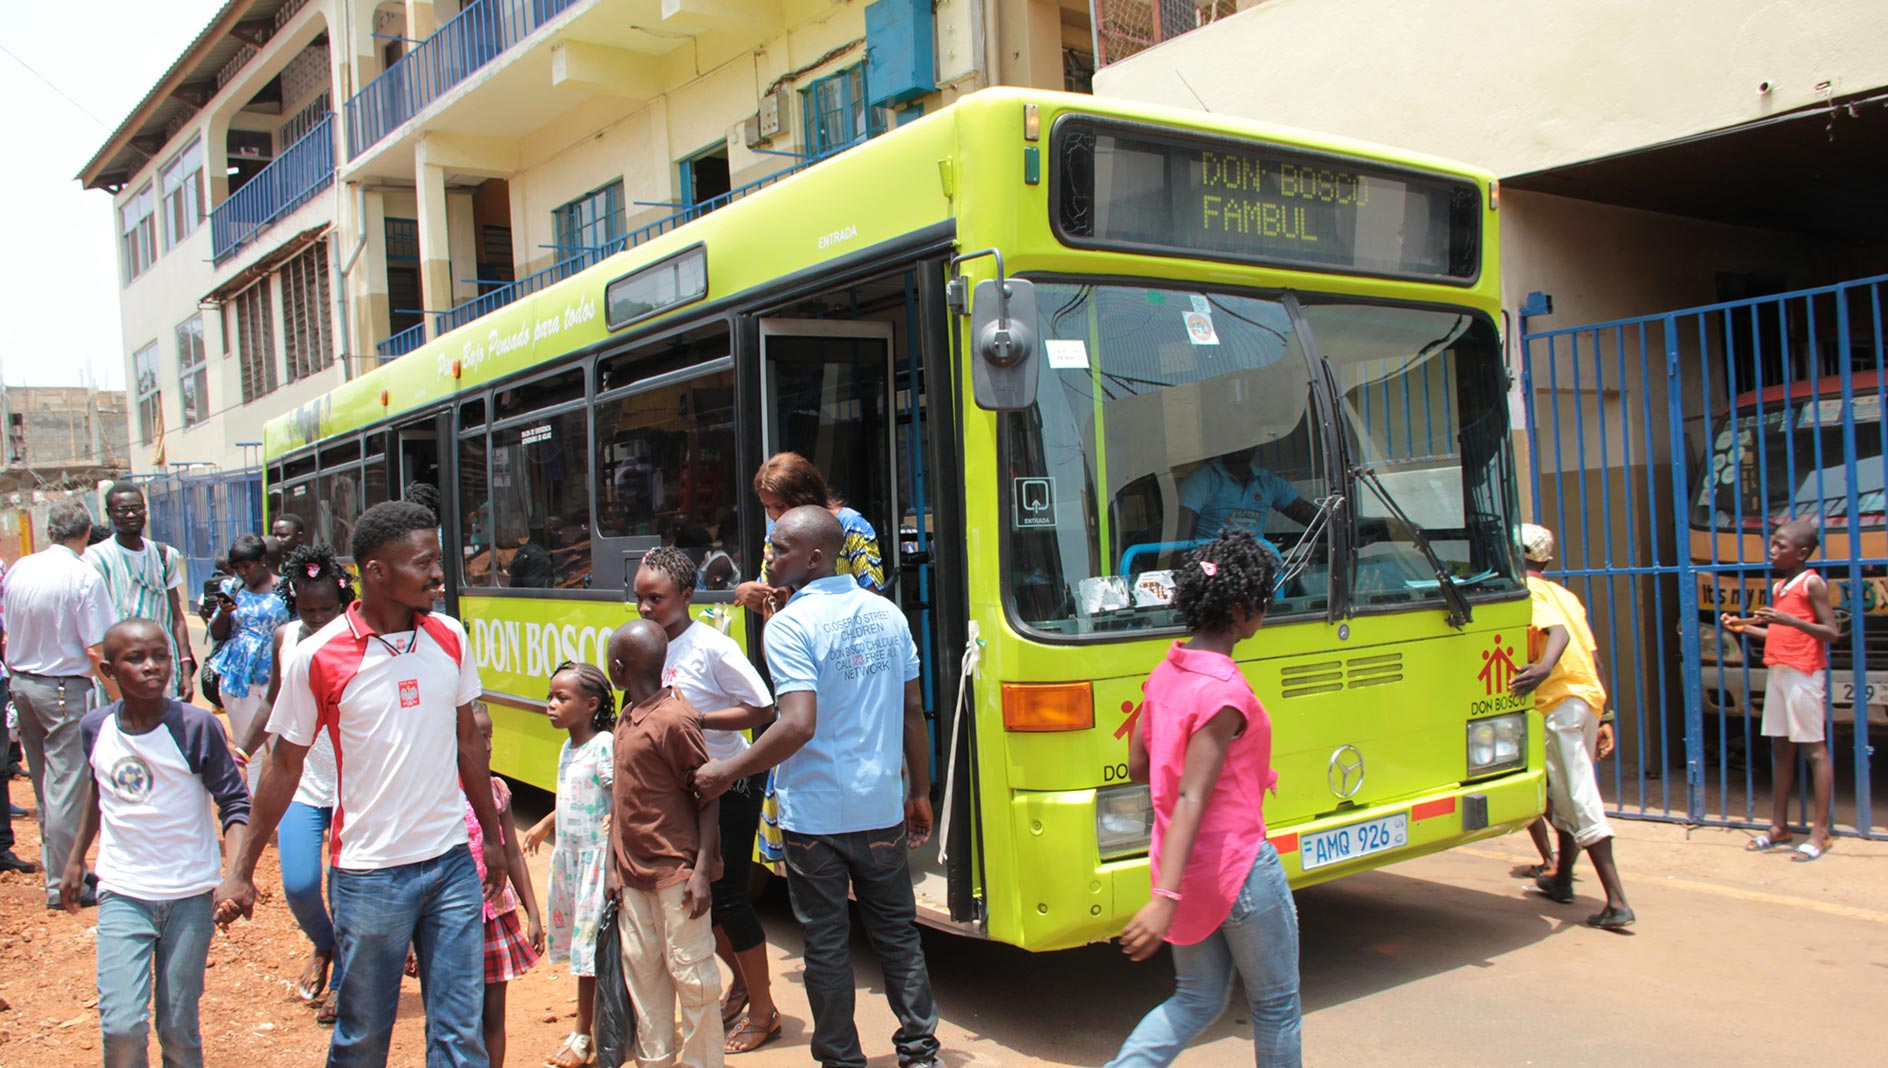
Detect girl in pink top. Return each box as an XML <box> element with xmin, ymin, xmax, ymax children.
<box><xmin>1109</xmin><ymin>530</ymin><xmax>1301</xmax><ymax>1068</ymax></box>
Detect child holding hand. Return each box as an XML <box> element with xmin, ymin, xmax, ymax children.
<box><xmin>467</xmin><ymin>703</ymin><xmax>544</xmax><ymax>1067</ymax></box>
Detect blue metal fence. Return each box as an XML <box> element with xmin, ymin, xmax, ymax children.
<box><xmin>139</xmin><ymin>468</ymin><xmax>265</xmax><ymax>609</ymax></box>
<box><xmin>345</xmin><ymin>0</ymin><xmax>578</xmax><ymax>159</ymax></box>
<box><xmin>375</xmin><ymin>136</ymin><xmax>864</xmax><ymax>360</ymax></box>
<box><xmin>210</xmin><ymin>115</ymin><xmax>336</xmax><ymax>264</ymax></box>
<box><xmin>1521</xmin><ymin>274</ymin><xmax>1885</xmax><ymax>839</ymax></box>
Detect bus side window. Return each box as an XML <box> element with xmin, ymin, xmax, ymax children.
<box><xmin>489</xmin><ymin>409</ymin><xmax>592</xmax><ymax>589</ymax></box>
<box><xmin>460</xmin><ymin>428</ymin><xmax>494</xmax><ymax>587</ymax></box>
<box><xmin>594</xmin><ymin>367</ymin><xmax>739</xmax><ymax>584</ymax></box>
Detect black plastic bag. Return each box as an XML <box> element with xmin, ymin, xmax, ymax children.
<box><xmin>591</xmin><ymin>896</ymin><xmax>636</xmax><ymax>1068</ymax></box>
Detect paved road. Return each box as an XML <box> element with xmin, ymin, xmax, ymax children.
<box><xmin>683</xmin><ymin>818</ymin><xmax>1883</xmax><ymax>1068</ymax></box>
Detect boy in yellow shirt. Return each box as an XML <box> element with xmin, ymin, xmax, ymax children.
<box><xmin>1511</xmin><ymin>524</ymin><xmax>1635</xmax><ymax>930</ymax></box>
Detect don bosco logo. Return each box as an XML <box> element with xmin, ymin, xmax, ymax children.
<box><xmin>1478</xmin><ymin>633</ymin><xmax>1519</xmax><ymax>696</ymax></box>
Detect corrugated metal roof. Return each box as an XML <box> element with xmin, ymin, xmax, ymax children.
<box><xmin>76</xmin><ymin>0</ymin><xmax>303</xmax><ymax>191</ymax></box>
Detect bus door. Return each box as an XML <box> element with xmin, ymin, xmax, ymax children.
<box><xmin>392</xmin><ymin>412</ymin><xmax>453</xmax><ymax>611</ymax></box>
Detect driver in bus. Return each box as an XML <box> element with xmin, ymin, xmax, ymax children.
<box><xmin>1176</xmin><ymin>444</ymin><xmax>1320</xmax><ymax>544</ymax></box>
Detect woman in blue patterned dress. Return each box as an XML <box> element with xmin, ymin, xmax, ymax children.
<box><xmin>206</xmin><ymin>533</ymin><xmax>290</xmax><ymax>791</ymax></box>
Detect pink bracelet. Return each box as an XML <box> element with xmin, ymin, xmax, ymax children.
<box><xmin>1151</xmin><ymin>887</ymin><xmax>1182</xmax><ymax>902</ymax></box>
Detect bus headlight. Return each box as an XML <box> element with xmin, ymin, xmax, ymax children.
<box><xmin>1467</xmin><ymin>713</ymin><xmax>1527</xmax><ymax>777</ymax></box>
<box><xmin>1096</xmin><ymin>783</ymin><xmax>1154</xmax><ymax>860</ymax></box>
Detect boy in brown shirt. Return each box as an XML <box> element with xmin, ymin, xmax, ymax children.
<box><xmin>605</xmin><ymin>619</ymin><xmax>723</xmax><ymax>1067</ymax></box>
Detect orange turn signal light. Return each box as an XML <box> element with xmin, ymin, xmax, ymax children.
<box><xmin>1002</xmin><ymin>681</ymin><xmax>1093</xmax><ymax>732</ymax></box>
<box><xmin>451</xmin><ymin>358</ymin><xmax>463</xmax><ymax>378</ymax></box>
<box><xmin>379</xmin><ymin>389</ymin><xmax>390</xmax><ymax>406</ymax></box>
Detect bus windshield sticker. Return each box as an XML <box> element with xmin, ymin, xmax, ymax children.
<box><xmin>520</xmin><ymin>424</ymin><xmax>553</xmax><ymax>445</ymax></box>
<box><xmin>1046</xmin><ymin>339</ymin><xmax>1089</xmax><ymax>369</ymax></box>
<box><xmin>1014</xmin><ymin>477</ymin><xmax>1056</xmax><ymax>528</ymax></box>
<box><xmin>1188</xmin><ymin>294</ymin><xmax>1212</xmax><ymax>314</ymax></box>
<box><xmin>1183</xmin><ymin>311</ymin><xmax>1219</xmax><ymax>346</ymax></box>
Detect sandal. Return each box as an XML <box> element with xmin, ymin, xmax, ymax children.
<box><xmin>1533</xmin><ymin>874</ymin><xmax>1574</xmax><ymax>904</ymax></box>
<box><xmin>1791</xmin><ymin>840</ymin><xmax>1831</xmax><ymax>863</ymax></box>
<box><xmin>1746</xmin><ymin>831</ymin><xmax>1793</xmax><ymax>852</ymax></box>
<box><xmin>297</xmin><ymin>950</ymin><xmax>333</xmax><ymax>1002</ymax></box>
<box><xmin>725</xmin><ymin>1009</ymin><xmax>782</xmax><ymax>1054</ymax></box>
<box><xmin>316</xmin><ymin>989</ymin><xmax>339</xmax><ymax>1026</ymax></box>
<box><xmin>545</xmin><ymin>1032</ymin><xmax>595</xmax><ymax>1068</ymax></box>
<box><xmin>720</xmin><ymin>990</ymin><xmax>750</xmax><ymax>1028</ymax></box>
<box><xmin>1587</xmin><ymin>905</ymin><xmax>1636</xmax><ymax>930</ymax></box>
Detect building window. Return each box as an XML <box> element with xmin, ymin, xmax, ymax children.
<box><xmin>553</xmin><ymin>181</ymin><xmax>624</xmax><ymax>256</ymax></box>
<box><xmin>133</xmin><ymin>341</ymin><xmax>161</xmax><ymax>443</ymax></box>
<box><xmin>160</xmin><ymin>139</ymin><xmax>205</xmax><ymax>251</ymax></box>
<box><xmin>121</xmin><ymin>184</ymin><xmax>157</xmax><ymax>282</ymax></box>
<box><xmin>234</xmin><ymin>280</ymin><xmax>278</xmax><ymax>403</ymax></box>
<box><xmin>282</xmin><ymin>241</ymin><xmax>333</xmax><ymax>382</ymax></box>
<box><xmin>176</xmin><ymin>316</ymin><xmax>208</xmax><ymax>427</ymax></box>
<box><xmin>803</xmin><ymin>66</ymin><xmax>884</xmax><ymax>156</ymax></box>
<box><xmin>681</xmin><ymin>146</ymin><xmax>731</xmax><ymax>214</ymax></box>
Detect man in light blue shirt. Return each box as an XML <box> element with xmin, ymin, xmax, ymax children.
<box><xmin>693</xmin><ymin>506</ymin><xmax>938</xmax><ymax>1068</ymax></box>
<box><xmin>1177</xmin><ymin>445</ymin><xmax>1320</xmax><ymax>544</ymax></box>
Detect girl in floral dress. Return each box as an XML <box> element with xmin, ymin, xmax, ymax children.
<box><xmin>524</xmin><ymin>661</ymin><xmax>617</xmax><ymax>1068</ymax></box>
<box><xmin>206</xmin><ymin>533</ymin><xmax>289</xmax><ymax>792</ymax></box>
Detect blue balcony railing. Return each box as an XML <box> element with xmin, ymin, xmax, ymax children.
<box><xmin>210</xmin><ymin>114</ymin><xmax>335</xmax><ymax>264</ymax></box>
<box><xmin>374</xmin><ymin>137</ymin><xmax>867</xmax><ymax>361</ymax></box>
<box><xmin>345</xmin><ymin>0</ymin><xmax>579</xmax><ymax>159</ymax></box>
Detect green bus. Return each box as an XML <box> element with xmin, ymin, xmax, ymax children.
<box><xmin>263</xmin><ymin>88</ymin><xmax>1541</xmax><ymax>952</ymax></box>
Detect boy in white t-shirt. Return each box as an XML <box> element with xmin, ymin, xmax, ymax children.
<box><xmin>63</xmin><ymin>619</ymin><xmax>251</xmax><ymax>1068</ymax></box>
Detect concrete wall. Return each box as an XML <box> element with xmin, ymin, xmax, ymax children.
<box><xmin>104</xmin><ymin>1</ymin><xmax>347</xmax><ymax>477</ymax></box>
<box><xmin>1092</xmin><ymin>0</ymin><xmax>1888</xmax><ymax>179</ymax></box>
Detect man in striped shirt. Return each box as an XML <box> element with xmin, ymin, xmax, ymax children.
<box><xmin>85</xmin><ymin>483</ymin><xmax>196</xmax><ymax>703</ymax></box>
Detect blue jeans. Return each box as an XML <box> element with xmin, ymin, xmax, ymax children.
<box><xmin>328</xmin><ymin>845</ymin><xmax>487</xmax><ymax>1068</ymax></box>
<box><xmin>1107</xmin><ymin>842</ymin><xmax>1302</xmax><ymax>1067</ymax></box>
<box><xmin>96</xmin><ymin>889</ymin><xmax>215</xmax><ymax>1068</ymax></box>
<box><xmin>280</xmin><ymin>802</ymin><xmax>344</xmax><ymax>990</ymax></box>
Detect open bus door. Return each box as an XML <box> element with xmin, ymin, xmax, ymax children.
<box><xmin>755</xmin><ymin>316</ymin><xmax>961</xmax><ymax>926</ymax></box>
<box><xmin>389</xmin><ymin>411</ymin><xmax>453</xmax><ymax>614</ymax></box>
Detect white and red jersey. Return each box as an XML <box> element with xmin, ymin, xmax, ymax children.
<box><xmin>268</xmin><ymin>603</ymin><xmax>482</xmax><ymax>869</ymax></box>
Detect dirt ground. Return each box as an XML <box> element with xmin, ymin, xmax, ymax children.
<box><xmin>0</xmin><ymin>783</ymin><xmax>586</xmax><ymax>1066</ymax></box>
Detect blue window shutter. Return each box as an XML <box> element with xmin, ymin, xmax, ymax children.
<box><xmin>864</xmin><ymin>0</ymin><xmax>935</xmax><ymax>110</ymax></box>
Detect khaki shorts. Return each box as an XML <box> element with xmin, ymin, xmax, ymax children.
<box><xmin>1762</xmin><ymin>664</ymin><xmax>1826</xmax><ymax>743</ymax></box>
<box><xmin>1542</xmin><ymin>697</ymin><xmax>1613</xmax><ymax>848</ymax></box>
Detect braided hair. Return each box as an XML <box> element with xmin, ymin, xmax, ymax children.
<box><xmin>1171</xmin><ymin>528</ymin><xmax>1277</xmax><ymax>634</ymax></box>
<box><xmin>640</xmin><ymin>546</ymin><xmax>698</xmax><ymax>596</ymax></box>
<box><xmin>278</xmin><ymin>543</ymin><xmax>356</xmax><ymax>618</ymax></box>
<box><xmin>552</xmin><ymin>660</ymin><xmax>617</xmax><ymax>731</ymax></box>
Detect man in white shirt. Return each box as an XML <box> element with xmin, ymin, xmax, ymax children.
<box><xmin>3</xmin><ymin>502</ymin><xmax>117</xmax><ymax>907</ymax></box>
<box><xmin>217</xmin><ymin>501</ymin><xmax>508</xmax><ymax>1068</ymax></box>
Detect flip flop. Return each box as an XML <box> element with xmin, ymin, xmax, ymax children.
<box><xmin>725</xmin><ymin>1009</ymin><xmax>782</xmax><ymax>1054</ymax></box>
<box><xmin>1746</xmin><ymin>832</ymin><xmax>1793</xmax><ymax>852</ymax></box>
<box><xmin>1587</xmin><ymin>905</ymin><xmax>1636</xmax><ymax>930</ymax></box>
<box><xmin>1533</xmin><ymin>874</ymin><xmax>1575</xmax><ymax>904</ymax></box>
<box><xmin>1791</xmin><ymin>841</ymin><xmax>1830</xmax><ymax>863</ymax></box>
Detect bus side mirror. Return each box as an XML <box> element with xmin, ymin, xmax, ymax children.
<box><xmin>969</xmin><ymin>277</ymin><xmax>1039</xmax><ymax>410</ymax></box>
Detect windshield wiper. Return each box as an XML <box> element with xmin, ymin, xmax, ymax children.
<box><xmin>1350</xmin><ymin>463</ymin><xmax>1472</xmax><ymax>629</ymax></box>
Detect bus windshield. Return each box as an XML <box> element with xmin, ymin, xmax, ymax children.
<box><xmin>1692</xmin><ymin>393</ymin><xmax>1886</xmax><ymax>530</ymax></box>
<box><xmin>1001</xmin><ymin>283</ymin><xmax>1520</xmax><ymax>637</ymax></box>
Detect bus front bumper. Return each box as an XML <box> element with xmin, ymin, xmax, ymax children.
<box><xmin>1000</xmin><ymin>768</ymin><xmax>1545</xmax><ymax>952</ymax></box>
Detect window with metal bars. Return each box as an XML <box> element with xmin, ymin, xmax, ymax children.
<box><xmin>802</xmin><ymin>66</ymin><xmax>885</xmax><ymax>157</ymax></box>
<box><xmin>282</xmin><ymin>241</ymin><xmax>333</xmax><ymax>382</ymax></box>
<box><xmin>235</xmin><ymin>280</ymin><xmax>278</xmax><ymax>403</ymax></box>
<box><xmin>553</xmin><ymin>181</ymin><xmax>624</xmax><ymax>255</ymax></box>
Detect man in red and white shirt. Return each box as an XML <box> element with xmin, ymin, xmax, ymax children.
<box><xmin>218</xmin><ymin>502</ymin><xmax>508</xmax><ymax>1068</ymax></box>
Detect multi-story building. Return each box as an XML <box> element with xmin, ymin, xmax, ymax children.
<box><xmin>82</xmin><ymin>0</ymin><xmax>1094</xmax><ymax>482</ymax></box>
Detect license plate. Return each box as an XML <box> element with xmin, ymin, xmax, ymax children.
<box><xmin>1300</xmin><ymin>813</ymin><xmax>1410</xmax><ymax>871</ymax></box>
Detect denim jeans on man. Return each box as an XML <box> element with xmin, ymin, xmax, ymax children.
<box><xmin>12</xmin><ymin>673</ymin><xmax>92</xmax><ymax>903</ymax></box>
<box><xmin>96</xmin><ymin>889</ymin><xmax>216</xmax><ymax>1068</ymax></box>
<box><xmin>784</xmin><ymin>823</ymin><xmax>940</xmax><ymax>1068</ymax></box>
<box><xmin>327</xmin><ymin>844</ymin><xmax>487</xmax><ymax>1068</ymax></box>
<box><xmin>1106</xmin><ymin>842</ymin><xmax>1302</xmax><ymax>1068</ymax></box>
<box><xmin>280</xmin><ymin>801</ymin><xmax>344</xmax><ymax>992</ymax></box>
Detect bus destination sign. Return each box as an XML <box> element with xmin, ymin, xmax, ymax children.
<box><xmin>1053</xmin><ymin>120</ymin><xmax>1481</xmax><ymax>282</ymax></box>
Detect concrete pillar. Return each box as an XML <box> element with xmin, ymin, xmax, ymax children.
<box><xmin>416</xmin><ymin>160</ymin><xmax>452</xmax><ymax>337</ymax></box>
<box><xmin>406</xmin><ymin>0</ymin><xmax>439</xmax><ymax>42</ymax></box>
<box><xmin>999</xmin><ymin>0</ymin><xmax>1065</xmax><ymax>89</ymax></box>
